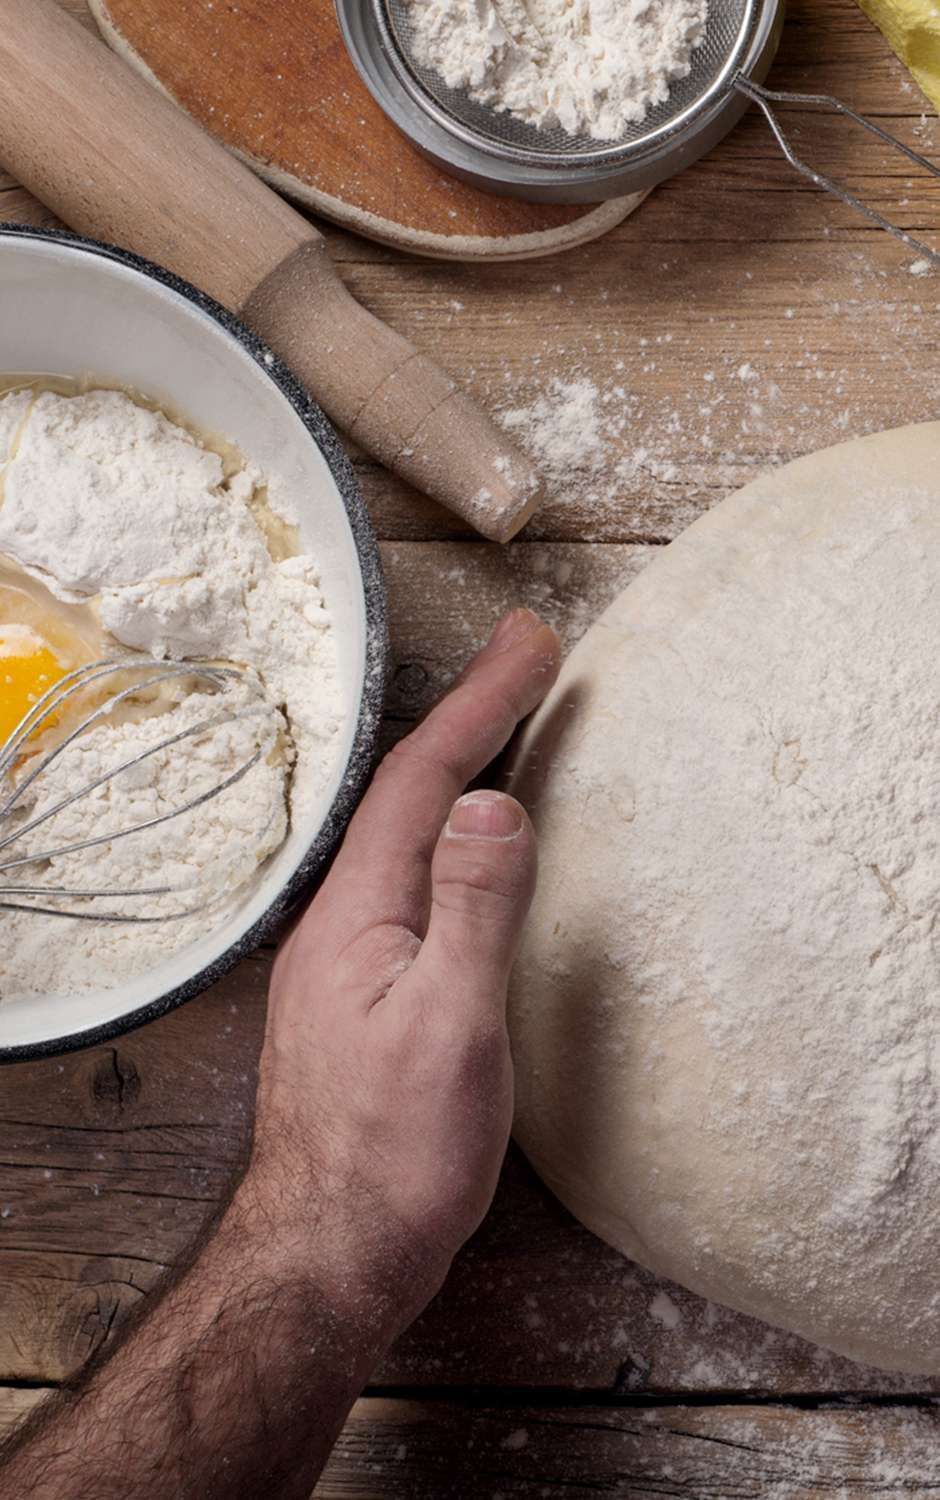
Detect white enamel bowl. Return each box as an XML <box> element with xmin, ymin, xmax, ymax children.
<box><xmin>0</xmin><ymin>227</ymin><xmax>387</xmax><ymax>1061</ymax></box>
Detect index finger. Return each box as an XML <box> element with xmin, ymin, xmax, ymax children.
<box><xmin>325</xmin><ymin>610</ymin><xmax>561</xmax><ymax>935</ymax></box>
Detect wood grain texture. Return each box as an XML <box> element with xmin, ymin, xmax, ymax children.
<box><xmin>2</xmin><ymin>973</ymin><xmax>939</xmax><ymax>1402</ymax></box>
<box><xmin>88</xmin><ymin>0</ymin><xmax>641</xmax><ymax>259</ymax></box>
<box><xmin>14</xmin><ymin>1385</ymin><xmax>933</xmax><ymax>1496</ymax></box>
<box><xmin>381</xmin><ymin>541</ymin><xmax>650</xmax><ymax>712</ymax></box>
<box><xmin>0</xmin><ymin>545</ymin><xmax>936</xmax><ymax>1409</ymax></box>
<box><xmin>1</xmin><ymin>1389</ymin><xmax>939</xmax><ymax>1491</ymax></box>
<box><xmin>0</xmin><ymin>0</ymin><xmax>310</xmax><ymax>308</ymax></box>
<box><xmin>0</xmin><ymin>1388</ymin><xmax>49</xmax><ymax>1440</ymax></box>
<box><xmin>317</xmin><ymin>1399</ymin><xmax>940</xmax><ymax>1497</ymax></box>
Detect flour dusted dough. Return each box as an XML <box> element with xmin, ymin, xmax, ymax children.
<box><xmin>507</xmin><ymin>424</ymin><xmax>940</xmax><ymax>1375</ymax></box>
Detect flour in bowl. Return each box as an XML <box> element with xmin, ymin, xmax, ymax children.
<box><xmin>0</xmin><ymin>385</ymin><xmax>345</xmax><ymax>1000</ymax></box>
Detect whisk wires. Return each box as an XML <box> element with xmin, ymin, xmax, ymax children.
<box><xmin>0</xmin><ymin>658</ymin><xmax>274</xmax><ymax>923</ymax></box>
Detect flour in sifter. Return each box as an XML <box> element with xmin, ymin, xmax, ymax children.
<box><xmin>406</xmin><ymin>0</ymin><xmax>708</xmax><ymax>141</ymax></box>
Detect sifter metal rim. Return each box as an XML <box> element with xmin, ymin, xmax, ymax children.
<box><xmin>376</xmin><ymin>0</ymin><xmax>761</xmax><ymax>167</ymax></box>
<box><xmin>336</xmin><ymin>0</ymin><xmax>785</xmax><ymax>201</ymax></box>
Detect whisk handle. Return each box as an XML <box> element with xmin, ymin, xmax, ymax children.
<box><xmin>736</xmin><ymin>78</ymin><xmax>940</xmax><ymax>267</ymax></box>
<box><xmin>0</xmin><ymin>0</ymin><xmax>542</xmax><ymax>541</ymax></box>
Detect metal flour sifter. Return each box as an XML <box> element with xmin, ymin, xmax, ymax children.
<box><xmin>337</xmin><ymin>0</ymin><xmax>940</xmax><ymax>262</ymax></box>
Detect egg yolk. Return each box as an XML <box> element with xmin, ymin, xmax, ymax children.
<box><xmin>0</xmin><ymin>629</ymin><xmax>66</xmax><ymax>743</ymax></box>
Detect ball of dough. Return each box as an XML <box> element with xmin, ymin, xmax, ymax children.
<box><xmin>507</xmin><ymin>424</ymin><xmax>940</xmax><ymax>1375</ymax></box>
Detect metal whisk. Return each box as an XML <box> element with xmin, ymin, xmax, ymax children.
<box><xmin>0</xmin><ymin>657</ymin><xmax>275</xmax><ymax>923</ymax></box>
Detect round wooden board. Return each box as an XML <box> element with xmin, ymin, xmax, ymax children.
<box><xmin>89</xmin><ymin>0</ymin><xmax>644</xmax><ymax>262</ymax></box>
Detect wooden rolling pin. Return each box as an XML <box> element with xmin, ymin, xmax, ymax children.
<box><xmin>0</xmin><ymin>0</ymin><xmax>542</xmax><ymax>542</ymax></box>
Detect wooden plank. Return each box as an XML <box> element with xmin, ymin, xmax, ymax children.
<box><xmin>380</xmin><ymin>542</ymin><xmax>651</xmax><ymax>716</ymax></box>
<box><xmin>0</xmin><ymin>973</ymin><xmax>262</xmax><ymax>1382</ymax></box>
<box><xmin>90</xmin><ymin>0</ymin><xmax>633</xmax><ymax>258</ymax></box>
<box><xmin>2</xmin><ymin>1251</ymin><xmax>157</xmax><ymax>1381</ymax></box>
<box><xmin>4</xmin><ymin>1093</ymin><xmax>939</xmax><ymax>1397</ymax></box>
<box><xmin>318</xmin><ymin>0</ymin><xmax>940</xmax><ymax>541</ymax></box>
<box><xmin>388</xmin><ymin>1147</ymin><xmax>940</xmax><ymax>1396</ymax></box>
<box><xmin>320</xmin><ymin>1397</ymin><xmax>940</xmax><ymax>1497</ymax></box>
<box><xmin>344</xmin><ymin>216</ymin><xmax>940</xmax><ymax>544</ymax></box>
<box><xmin>60</xmin><ymin>0</ymin><xmax>96</xmax><ymax>22</ymax></box>
<box><xmin>0</xmin><ymin>1390</ymin><xmax>937</xmax><ymax>1494</ymax></box>
<box><xmin>0</xmin><ymin>185</ymin><xmax>57</xmax><ymax>229</ymax></box>
<box><xmin>2</xmin><ymin>187</ymin><xmax>932</xmax><ymax>546</ymax></box>
<box><xmin>0</xmin><ymin>1387</ymin><xmax>49</xmax><ymax>1441</ymax></box>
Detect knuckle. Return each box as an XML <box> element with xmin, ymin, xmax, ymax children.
<box><xmin>459</xmin><ymin>1019</ymin><xmax>510</xmax><ymax>1077</ymax></box>
<box><xmin>489</xmin><ymin>685</ymin><xmax>526</xmax><ymax>739</ymax></box>
<box><xmin>348</xmin><ymin>922</ymin><xmax>417</xmax><ymax>976</ymax></box>
<box><xmin>433</xmin><ymin>861</ymin><xmax>524</xmax><ymax>916</ymax></box>
<box><xmin>326</xmin><ymin>923</ymin><xmax>420</xmax><ymax>1004</ymax></box>
<box><xmin>427</xmin><ymin>1011</ymin><xmax>509</xmax><ymax>1082</ymax></box>
<box><xmin>382</xmin><ymin>725</ymin><xmax>456</xmax><ymax>783</ymax></box>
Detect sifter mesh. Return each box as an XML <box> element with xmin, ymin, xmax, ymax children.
<box><xmin>377</xmin><ymin>0</ymin><xmax>762</xmax><ymax>164</ymax></box>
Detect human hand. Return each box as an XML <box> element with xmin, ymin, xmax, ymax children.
<box><xmin>0</xmin><ymin>610</ymin><xmax>561</xmax><ymax>1500</ymax></box>
<box><xmin>241</xmin><ymin>609</ymin><xmax>561</xmax><ymax>1333</ymax></box>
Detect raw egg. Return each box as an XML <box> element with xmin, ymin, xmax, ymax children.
<box><xmin>0</xmin><ymin>559</ymin><xmax>105</xmax><ymax>747</ymax></box>
<box><xmin>0</xmin><ymin>624</ymin><xmax>66</xmax><ymax>742</ymax></box>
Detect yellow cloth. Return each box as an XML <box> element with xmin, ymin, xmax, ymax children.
<box><xmin>858</xmin><ymin>0</ymin><xmax>940</xmax><ymax>113</ymax></box>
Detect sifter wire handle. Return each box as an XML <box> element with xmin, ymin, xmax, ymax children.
<box><xmin>735</xmin><ymin>78</ymin><xmax>940</xmax><ymax>266</ymax></box>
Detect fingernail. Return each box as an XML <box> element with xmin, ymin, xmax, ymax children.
<box><xmin>447</xmin><ymin>791</ymin><xmax>525</xmax><ymax>841</ymax></box>
<box><xmin>487</xmin><ymin>609</ymin><xmax>542</xmax><ymax>655</ymax></box>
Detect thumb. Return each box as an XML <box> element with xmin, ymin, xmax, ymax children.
<box><xmin>416</xmin><ymin>791</ymin><xmax>537</xmax><ymax>1006</ymax></box>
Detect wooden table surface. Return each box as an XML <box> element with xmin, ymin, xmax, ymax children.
<box><xmin>3</xmin><ymin>1</ymin><xmax>940</xmax><ymax>1493</ymax></box>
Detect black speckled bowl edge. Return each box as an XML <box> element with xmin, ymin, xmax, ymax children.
<box><xmin>0</xmin><ymin>222</ymin><xmax>389</xmax><ymax>1064</ymax></box>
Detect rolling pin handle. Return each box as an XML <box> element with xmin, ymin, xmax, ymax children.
<box><xmin>242</xmin><ymin>242</ymin><xmax>543</xmax><ymax>541</ymax></box>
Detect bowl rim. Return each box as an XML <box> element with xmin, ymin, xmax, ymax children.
<box><xmin>0</xmin><ymin>222</ymin><xmax>388</xmax><ymax>1064</ymax></box>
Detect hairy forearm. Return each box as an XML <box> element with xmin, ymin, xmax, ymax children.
<box><xmin>0</xmin><ymin>1177</ymin><xmax>414</xmax><ymax>1500</ymax></box>
<box><xmin>0</xmin><ymin>617</ymin><xmax>553</xmax><ymax>1499</ymax></box>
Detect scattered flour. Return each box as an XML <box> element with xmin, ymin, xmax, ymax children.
<box><xmin>489</xmin><ymin>257</ymin><xmax>940</xmax><ymax>541</ymax></box>
<box><xmin>406</xmin><ymin>0</ymin><xmax>707</xmax><ymax>141</ymax></box>
<box><xmin>495</xmin><ymin>372</ymin><xmax>683</xmax><ymax>532</ymax></box>
<box><xmin>499</xmin><ymin>376</ymin><xmax>614</xmax><ymax>489</ymax></box>
<box><xmin>649</xmin><ymin>1291</ymin><xmax>682</xmax><ymax>1330</ymax></box>
<box><xmin>0</xmin><ymin>388</ymin><xmax>343</xmax><ymax>1000</ymax></box>
<box><xmin>485</xmin><ymin>1404</ymin><xmax>939</xmax><ymax>1493</ymax></box>
<box><xmin>500</xmin><ymin>1428</ymin><xmax>529</xmax><ymax>1451</ymax></box>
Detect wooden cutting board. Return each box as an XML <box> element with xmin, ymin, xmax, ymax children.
<box><xmin>88</xmin><ymin>0</ymin><xmax>644</xmax><ymax>262</ymax></box>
